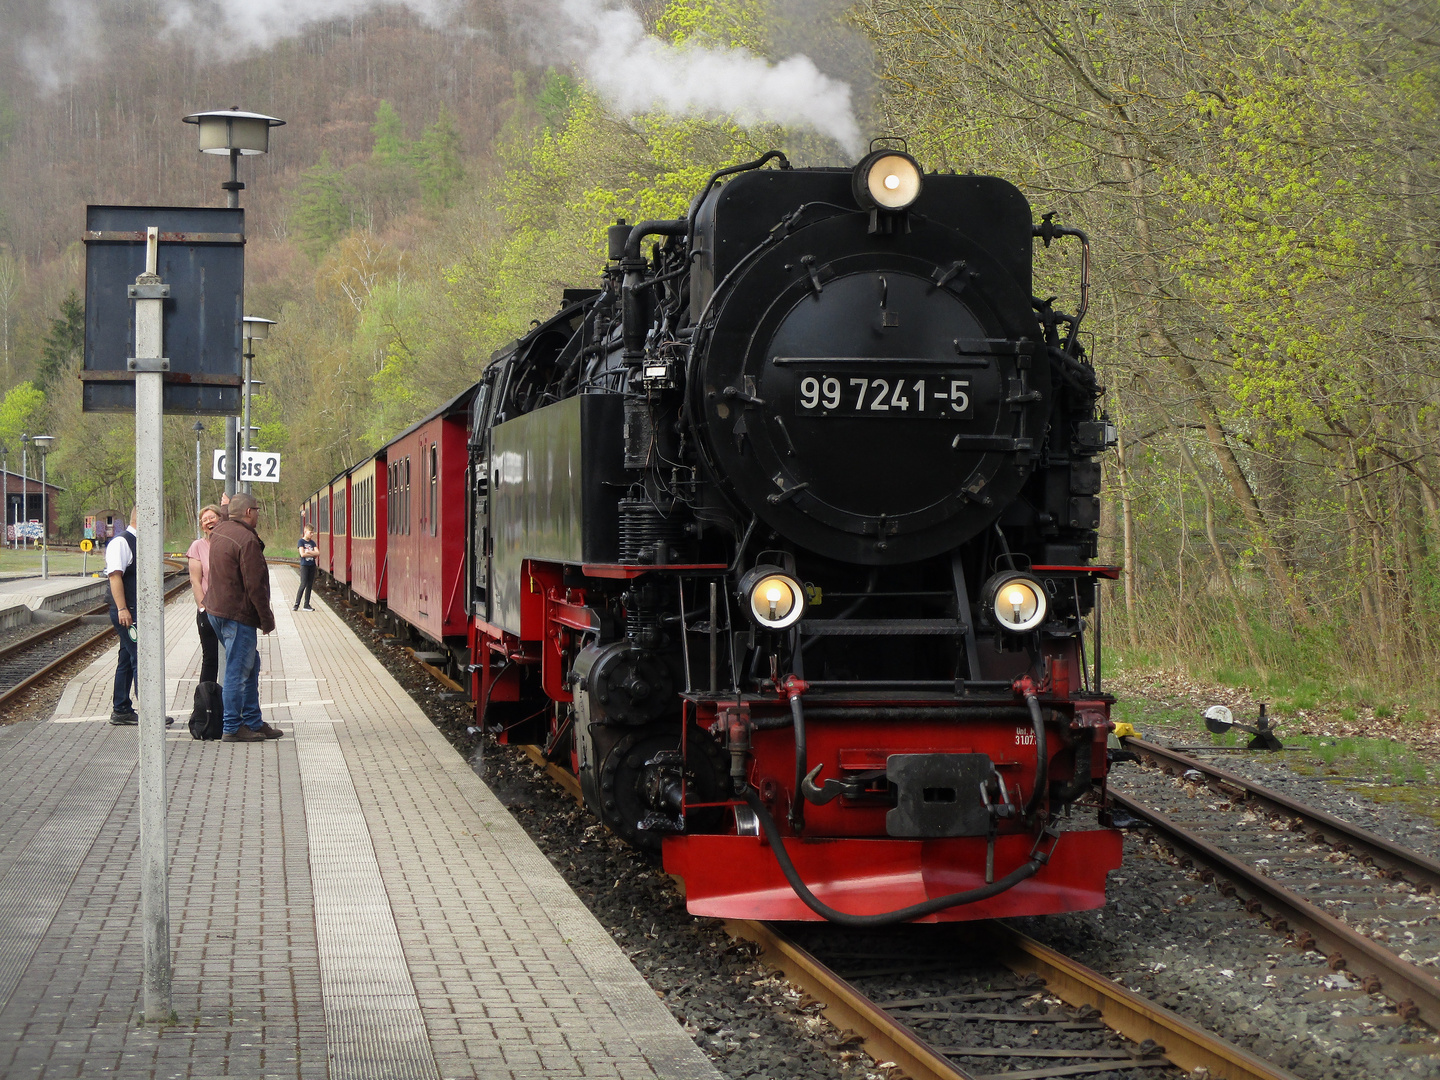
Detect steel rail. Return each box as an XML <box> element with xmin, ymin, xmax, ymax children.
<box><xmin>984</xmin><ymin>923</ymin><xmax>1301</xmax><ymax>1080</ymax></box>
<box><xmin>726</xmin><ymin>919</ymin><xmax>978</xmax><ymax>1080</ymax></box>
<box><xmin>403</xmin><ymin>646</ymin><xmax>465</xmax><ymax>693</ymax></box>
<box><xmin>0</xmin><ymin>572</ymin><xmax>191</xmax><ymax>710</ymax></box>
<box><xmin>1121</xmin><ymin>736</ymin><xmax>1440</xmax><ymax>891</ymax></box>
<box><xmin>727</xmin><ymin>920</ymin><xmax>1302</xmax><ymax>1080</ymax></box>
<box><xmin>522</xmin><ymin>744</ymin><xmax>583</xmax><ymax>802</ymax></box>
<box><xmin>0</xmin><ymin>613</ymin><xmax>87</xmax><ymax>664</ymax></box>
<box><xmin>1109</xmin><ymin>787</ymin><xmax>1440</xmax><ymax>1028</ymax></box>
<box><xmin>515</xmin><ymin>742</ymin><xmax>1295</xmax><ymax>1079</ymax></box>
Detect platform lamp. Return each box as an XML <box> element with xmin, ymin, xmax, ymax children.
<box><xmin>32</xmin><ymin>435</ymin><xmax>53</xmax><ymax>578</ymax></box>
<box><xmin>240</xmin><ymin>316</ymin><xmax>275</xmax><ymax>494</ymax></box>
<box><xmin>181</xmin><ymin>107</ymin><xmax>285</xmax><ymax>210</ymax></box>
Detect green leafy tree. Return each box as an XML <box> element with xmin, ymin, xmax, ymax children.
<box><xmin>371</xmin><ymin>100</ymin><xmax>408</xmax><ymax>165</ymax></box>
<box><xmin>415</xmin><ymin>107</ymin><xmax>465</xmax><ymax>212</ymax></box>
<box><xmin>0</xmin><ymin>381</ymin><xmax>45</xmax><ymax>449</ymax></box>
<box><xmin>37</xmin><ymin>290</ymin><xmax>82</xmax><ymax>392</ymax></box>
<box><xmin>292</xmin><ymin>152</ymin><xmax>352</xmax><ymax>260</ymax></box>
<box><xmin>535</xmin><ymin>70</ymin><xmax>580</xmax><ymax>132</ymax></box>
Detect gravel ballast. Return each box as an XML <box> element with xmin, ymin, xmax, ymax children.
<box><xmin>319</xmin><ymin>580</ymin><xmax>1440</xmax><ymax>1079</ymax></box>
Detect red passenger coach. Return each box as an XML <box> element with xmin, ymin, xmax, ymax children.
<box><xmin>314</xmin><ymin>486</ymin><xmax>332</xmax><ymax>576</ymax></box>
<box><xmin>330</xmin><ymin>470</ymin><xmax>352</xmax><ymax>586</ymax></box>
<box><xmin>349</xmin><ymin>454</ymin><xmax>388</xmax><ymax>605</ymax></box>
<box><xmin>382</xmin><ymin>389</ymin><xmax>470</xmax><ymax>647</ymax></box>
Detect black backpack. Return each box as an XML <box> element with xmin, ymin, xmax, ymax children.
<box><xmin>188</xmin><ymin>682</ymin><xmax>224</xmax><ymax>741</ymax></box>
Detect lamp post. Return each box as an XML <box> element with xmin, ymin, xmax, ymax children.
<box><xmin>32</xmin><ymin>436</ymin><xmax>53</xmax><ymax>578</ymax></box>
<box><xmin>181</xmin><ymin>107</ymin><xmax>285</xmax><ymax>211</ymax></box>
<box><xmin>194</xmin><ymin>421</ymin><xmax>204</xmax><ymax>538</ymax></box>
<box><xmin>182</xmin><ymin>107</ymin><xmax>284</xmax><ymax>501</ymax></box>
<box><xmin>19</xmin><ymin>433</ymin><xmax>28</xmax><ymax>552</ymax></box>
<box><xmin>240</xmin><ymin>316</ymin><xmax>275</xmax><ymax>495</ymax></box>
<box><xmin>0</xmin><ymin>444</ymin><xmax>8</xmax><ymax>550</ymax></box>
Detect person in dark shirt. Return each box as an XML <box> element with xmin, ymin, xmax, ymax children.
<box><xmin>105</xmin><ymin>508</ymin><xmax>139</xmax><ymax>725</ymax></box>
<box><xmin>295</xmin><ymin>523</ymin><xmax>317</xmax><ymax>611</ymax></box>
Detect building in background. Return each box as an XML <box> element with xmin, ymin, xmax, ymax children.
<box><xmin>2</xmin><ymin>472</ymin><xmax>62</xmax><ymax>541</ymax></box>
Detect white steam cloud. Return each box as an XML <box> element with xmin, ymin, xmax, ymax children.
<box><xmin>9</xmin><ymin>0</ymin><xmax>862</xmax><ymax>154</ymax></box>
<box><xmin>532</xmin><ymin>1</ymin><xmax>863</xmax><ymax>155</ymax></box>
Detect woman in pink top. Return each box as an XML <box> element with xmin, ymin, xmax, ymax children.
<box><xmin>188</xmin><ymin>504</ymin><xmax>222</xmax><ymax>684</ymax></box>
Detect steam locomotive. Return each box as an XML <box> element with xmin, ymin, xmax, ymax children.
<box><xmin>308</xmin><ymin>147</ymin><xmax>1123</xmax><ymax>925</ymax></box>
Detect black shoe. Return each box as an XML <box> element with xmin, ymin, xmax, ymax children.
<box><xmin>221</xmin><ymin>727</ymin><xmax>267</xmax><ymax>743</ymax></box>
<box><xmin>292</xmin><ymin>605</ymin><xmax>298</xmax><ymax>611</ymax></box>
<box><xmin>302</xmin><ymin>606</ymin><xmax>314</xmax><ymax>611</ymax></box>
<box><xmin>165</xmin><ymin>716</ymin><xmax>175</xmax><ymax>727</ymax></box>
<box><xmin>109</xmin><ymin>710</ymin><xmax>139</xmax><ymax>726</ymax></box>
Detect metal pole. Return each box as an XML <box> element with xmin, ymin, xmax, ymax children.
<box><xmin>241</xmin><ymin>344</ymin><xmax>252</xmax><ymax>495</ymax></box>
<box><xmin>40</xmin><ymin>451</ymin><xmax>47</xmax><ymax>579</ymax></box>
<box><xmin>133</xmin><ymin>226</ymin><xmax>172</xmax><ymax>1021</ymax></box>
<box><xmin>226</xmin><ymin>149</ymin><xmax>240</xmax><ymax>211</ymax></box>
<box><xmin>194</xmin><ymin>423</ymin><xmax>203</xmax><ymax>538</ymax></box>
<box><xmin>224</xmin><ymin>416</ymin><xmax>238</xmax><ymax>497</ymax></box>
<box><xmin>20</xmin><ymin>436</ymin><xmax>27</xmax><ymax>551</ymax></box>
<box><xmin>2</xmin><ymin>453</ymin><xmax>7</xmax><ymax>549</ymax></box>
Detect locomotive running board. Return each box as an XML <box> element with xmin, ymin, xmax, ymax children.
<box><xmin>663</xmin><ymin>829</ymin><xmax>1123</xmax><ymax>923</ymax></box>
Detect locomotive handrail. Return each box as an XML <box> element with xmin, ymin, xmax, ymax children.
<box><xmin>686</xmin><ymin>149</ymin><xmax>792</xmax><ymax>248</ymax></box>
<box><xmin>1033</xmin><ymin>213</ymin><xmax>1090</xmax><ymax>348</ymax></box>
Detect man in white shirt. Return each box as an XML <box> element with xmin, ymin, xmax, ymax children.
<box><xmin>105</xmin><ymin>507</ymin><xmax>139</xmax><ymax>725</ymax></box>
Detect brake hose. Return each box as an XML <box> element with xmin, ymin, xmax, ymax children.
<box><xmin>1024</xmin><ymin>693</ymin><xmax>1048</xmax><ymax>817</ymax></box>
<box><xmin>742</xmin><ymin>788</ymin><xmax>1057</xmax><ymax>927</ymax></box>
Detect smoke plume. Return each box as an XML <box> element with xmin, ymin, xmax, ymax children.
<box><xmin>517</xmin><ymin>0</ymin><xmax>863</xmax><ymax>155</ymax></box>
<box><xmin>5</xmin><ymin>0</ymin><xmax>862</xmax><ymax>154</ymax></box>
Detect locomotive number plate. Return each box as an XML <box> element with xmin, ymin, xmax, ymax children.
<box><xmin>795</xmin><ymin>374</ymin><xmax>974</xmax><ymax>419</ymax></box>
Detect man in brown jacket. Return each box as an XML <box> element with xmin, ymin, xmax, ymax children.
<box><xmin>203</xmin><ymin>492</ymin><xmax>281</xmax><ymax>742</ymax></box>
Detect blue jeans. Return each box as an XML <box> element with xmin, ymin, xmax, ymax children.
<box><xmin>208</xmin><ymin>615</ymin><xmax>262</xmax><ymax>734</ymax></box>
<box><xmin>109</xmin><ymin>610</ymin><xmax>137</xmax><ymax>713</ymax></box>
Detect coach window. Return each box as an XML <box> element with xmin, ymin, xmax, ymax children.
<box><xmin>429</xmin><ymin>444</ymin><xmax>438</xmax><ymax>536</ymax></box>
<box><xmin>404</xmin><ymin>455</ymin><xmax>411</xmax><ymax>535</ymax></box>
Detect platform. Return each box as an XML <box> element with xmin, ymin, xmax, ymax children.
<box><xmin>0</xmin><ymin>566</ymin><xmax>722</xmax><ymax>1080</ymax></box>
<box><xmin>0</xmin><ymin>573</ymin><xmax>111</xmax><ymax>630</ymax></box>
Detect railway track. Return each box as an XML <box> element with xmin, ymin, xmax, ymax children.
<box><xmin>515</xmin><ymin>747</ymin><xmax>1291</xmax><ymax>1080</ymax></box>
<box><xmin>347</xmin><ymin>600</ymin><xmax>1385</xmax><ymax>1079</ymax></box>
<box><xmin>0</xmin><ymin>566</ymin><xmax>190</xmax><ymax>708</ymax></box>
<box><xmin>1112</xmin><ymin>735</ymin><xmax>1440</xmax><ymax>1031</ymax></box>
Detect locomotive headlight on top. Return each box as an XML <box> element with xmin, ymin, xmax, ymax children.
<box><xmin>981</xmin><ymin>571</ymin><xmax>1048</xmax><ymax>633</ymax></box>
<box><xmin>853</xmin><ymin>150</ymin><xmax>923</xmax><ymax>211</ymax></box>
<box><xmin>738</xmin><ymin>565</ymin><xmax>807</xmax><ymax>630</ymax></box>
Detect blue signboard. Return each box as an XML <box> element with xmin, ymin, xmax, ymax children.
<box><xmin>82</xmin><ymin>205</ymin><xmax>244</xmax><ymax>415</ymax></box>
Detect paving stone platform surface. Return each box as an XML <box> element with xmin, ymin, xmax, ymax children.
<box><xmin>0</xmin><ymin>566</ymin><xmax>722</xmax><ymax>1080</ymax></box>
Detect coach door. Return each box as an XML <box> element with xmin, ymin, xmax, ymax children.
<box><xmin>469</xmin><ymin>374</ymin><xmax>494</xmax><ymax>623</ymax></box>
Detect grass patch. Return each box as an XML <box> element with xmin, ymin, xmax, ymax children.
<box><xmin>1276</xmin><ymin>735</ymin><xmax>1429</xmax><ymax>785</ymax></box>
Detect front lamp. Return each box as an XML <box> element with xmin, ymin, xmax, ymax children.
<box><xmin>738</xmin><ymin>565</ymin><xmax>806</xmax><ymax>631</ymax></box>
<box><xmin>853</xmin><ymin>150</ymin><xmax>923</xmax><ymax>212</ymax></box>
<box><xmin>982</xmin><ymin>572</ymin><xmax>1048</xmax><ymax>633</ymax></box>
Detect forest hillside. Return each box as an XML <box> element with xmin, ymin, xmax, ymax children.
<box><xmin>0</xmin><ymin>0</ymin><xmax>1437</xmax><ymax>713</ymax></box>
